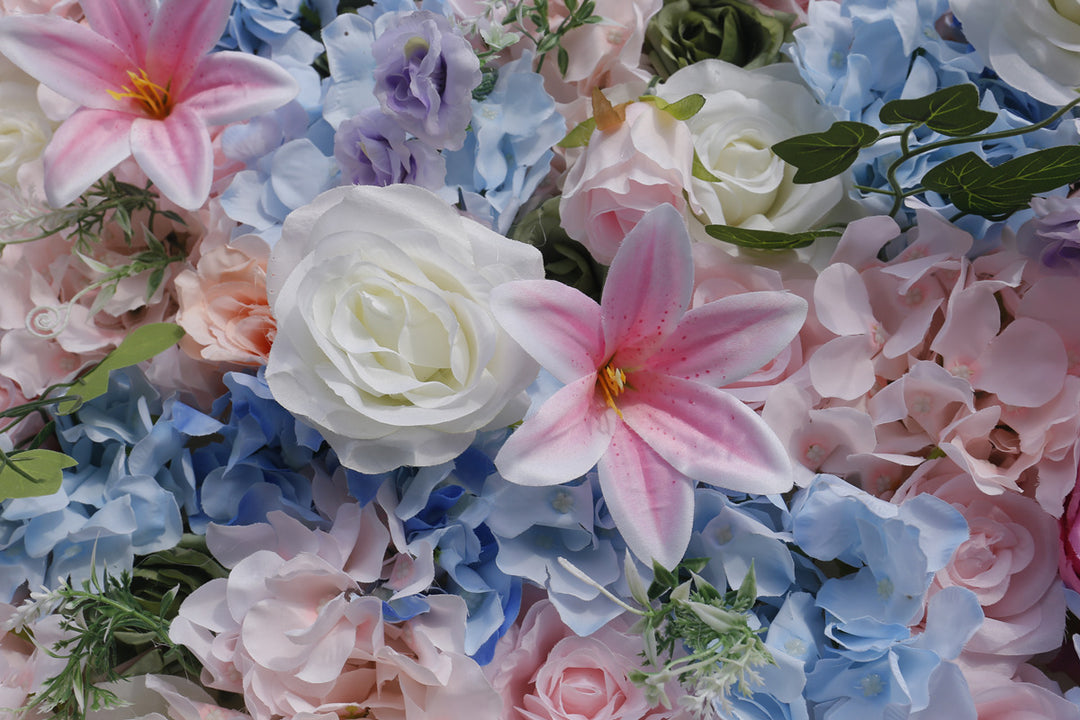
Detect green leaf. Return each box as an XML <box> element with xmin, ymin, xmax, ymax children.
<box><xmin>771</xmin><ymin>121</ymin><xmax>879</xmax><ymax>183</ymax></box>
<box><xmin>0</xmin><ymin>449</ymin><xmax>77</xmax><ymax>500</ymax></box>
<box><xmin>146</xmin><ymin>267</ymin><xmax>165</xmax><ymax>301</ymax></box>
<box><xmin>705</xmin><ymin>224</ymin><xmax>842</xmax><ymax>250</ymax></box>
<box><xmin>733</xmin><ymin>563</ymin><xmax>758</xmax><ymax>612</ymax></box>
<box><xmin>557</xmin><ymin>46</ymin><xmax>569</xmax><ymax>77</ymax></box>
<box><xmin>557</xmin><ymin>117</ymin><xmax>596</xmax><ymax>148</ymax></box>
<box><xmin>878</xmin><ymin>84</ymin><xmax>996</xmax><ymax>136</ymax></box>
<box><xmin>60</xmin><ymin>323</ymin><xmax>185</xmax><ymax>413</ymax></box>
<box><xmin>692</xmin><ymin>150</ymin><xmax>722</xmax><ymax>182</ymax></box>
<box><xmin>921</xmin><ymin>146</ymin><xmax>1080</xmax><ymax>216</ymax></box>
<box><xmin>637</xmin><ymin>93</ymin><xmax>705</xmax><ymax>121</ymax></box>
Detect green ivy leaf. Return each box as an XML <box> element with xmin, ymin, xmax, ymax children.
<box><xmin>60</xmin><ymin>323</ymin><xmax>185</xmax><ymax>413</ymax></box>
<box><xmin>878</xmin><ymin>84</ymin><xmax>996</xmax><ymax>136</ymax></box>
<box><xmin>771</xmin><ymin>121</ymin><xmax>879</xmax><ymax>183</ymax></box>
<box><xmin>557</xmin><ymin>117</ymin><xmax>597</xmax><ymax>148</ymax></box>
<box><xmin>0</xmin><ymin>449</ymin><xmax>77</xmax><ymax>500</ymax></box>
<box><xmin>692</xmin><ymin>150</ymin><xmax>722</xmax><ymax>182</ymax></box>
<box><xmin>921</xmin><ymin>146</ymin><xmax>1080</xmax><ymax>216</ymax></box>
<box><xmin>705</xmin><ymin>224</ymin><xmax>842</xmax><ymax>250</ymax></box>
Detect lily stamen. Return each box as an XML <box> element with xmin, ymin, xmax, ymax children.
<box><xmin>107</xmin><ymin>69</ymin><xmax>172</xmax><ymax>119</ymax></box>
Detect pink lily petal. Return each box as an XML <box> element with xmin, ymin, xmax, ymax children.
<box><xmin>490</xmin><ymin>280</ymin><xmax>605</xmax><ymax>385</ymax></box>
<box><xmin>0</xmin><ymin>14</ymin><xmax>133</xmax><ymax>110</ymax></box>
<box><xmin>130</xmin><ymin>104</ymin><xmax>212</xmax><ymax>209</ymax></box>
<box><xmin>181</xmin><ymin>52</ymin><xmax>299</xmax><ymax>126</ymax></box>
<box><xmin>601</xmin><ymin>204</ymin><xmax>693</xmax><ymax>367</ymax></box>
<box><xmin>81</xmin><ymin>0</ymin><xmax>154</xmax><ymax>66</ymax></box>
<box><xmin>808</xmin><ymin>334</ymin><xmax>877</xmax><ymax>400</ymax></box>
<box><xmin>977</xmin><ymin>318</ymin><xmax>1067</xmax><ymax>407</ymax></box>
<box><xmin>620</xmin><ymin>371</ymin><xmax>793</xmax><ymax>495</ymax></box>
<box><xmin>597</xmin><ymin>423</ymin><xmax>695</xmax><ymax>569</ymax></box>
<box><xmin>42</xmin><ymin>108</ymin><xmax>134</xmax><ymax>207</ymax></box>
<box><xmin>494</xmin><ymin>375</ymin><xmax>617</xmax><ymax>486</ymax></box>
<box><xmin>146</xmin><ymin>0</ymin><xmax>233</xmax><ymax>91</ymax></box>
<box><xmin>646</xmin><ymin>291</ymin><xmax>807</xmax><ymax>387</ymax></box>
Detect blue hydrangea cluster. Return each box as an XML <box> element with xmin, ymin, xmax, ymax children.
<box><xmin>442</xmin><ymin>53</ymin><xmax>565</xmax><ymax>234</ymax></box>
<box><xmin>785</xmin><ymin>0</ymin><xmax>1079</xmax><ymax>234</ymax></box>
<box><xmin>0</xmin><ymin>367</ymin><xmax>328</xmax><ymax>602</ymax></box>
<box><xmin>346</xmin><ymin>430</ymin><xmax>522</xmax><ymax>664</ymax></box>
<box><xmin>669</xmin><ymin>475</ymin><xmax>980</xmax><ymax>719</ymax></box>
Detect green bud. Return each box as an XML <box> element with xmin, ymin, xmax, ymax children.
<box><xmin>644</xmin><ymin>0</ymin><xmax>794</xmax><ymax>80</ymax></box>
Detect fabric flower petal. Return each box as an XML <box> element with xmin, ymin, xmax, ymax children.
<box><xmin>646</xmin><ymin>291</ymin><xmax>807</xmax><ymax>386</ymax></box>
<box><xmin>600</xmin><ymin>203</ymin><xmax>694</xmax><ymax>366</ymax></box>
<box><xmin>130</xmin><ymin>104</ymin><xmax>213</xmax><ymax>209</ymax></box>
<box><xmin>491</xmin><ymin>280</ymin><xmax>605</xmax><ymax>385</ymax></box>
<box><xmin>180</xmin><ymin>51</ymin><xmax>299</xmax><ymax>126</ymax></box>
<box><xmin>977</xmin><ymin>317</ymin><xmax>1067</xmax><ymax>407</ymax></box>
<box><xmin>620</xmin><ymin>371</ymin><xmax>793</xmax><ymax>495</ymax></box>
<box><xmin>597</xmin><ymin>423</ymin><xmax>695</xmax><ymax>569</ymax></box>
<box><xmin>42</xmin><ymin>107</ymin><xmax>134</xmax><ymax>207</ymax></box>
<box><xmin>146</xmin><ymin>0</ymin><xmax>233</xmax><ymax>90</ymax></box>
<box><xmin>494</xmin><ymin>375</ymin><xmax>617</xmax><ymax>486</ymax></box>
<box><xmin>0</xmin><ymin>13</ymin><xmax>133</xmax><ymax>110</ymax></box>
<box><xmin>81</xmin><ymin>0</ymin><xmax>154</xmax><ymax>66</ymax></box>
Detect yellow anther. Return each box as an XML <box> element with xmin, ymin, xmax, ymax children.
<box><xmin>597</xmin><ymin>362</ymin><xmax>628</xmax><ymax>417</ymax></box>
<box><xmin>106</xmin><ymin>68</ymin><xmax>172</xmax><ymax>119</ymax></box>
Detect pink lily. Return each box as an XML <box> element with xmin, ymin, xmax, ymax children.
<box><xmin>491</xmin><ymin>204</ymin><xmax>807</xmax><ymax>568</ymax></box>
<box><xmin>0</xmin><ymin>0</ymin><xmax>298</xmax><ymax>210</ymax></box>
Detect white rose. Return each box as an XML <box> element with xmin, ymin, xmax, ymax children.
<box><xmin>656</xmin><ymin>59</ymin><xmax>845</xmax><ymax>246</ymax></box>
<box><xmin>0</xmin><ymin>55</ymin><xmax>52</xmax><ymax>187</ymax></box>
<box><xmin>265</xmin><ymin>184</ymin><xmax>544</xmax><ymax>473</ymax></box>
<box><xmin>950</xmin><ymin>0</ymin><xmax>1080</xmax><ymax>106</ymax></box>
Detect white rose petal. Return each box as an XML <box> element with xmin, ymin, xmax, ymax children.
<box><xmin>951</xmin><ymin>0</ymin><xmax>1080</xmax><ymax>106</ymax></box>
<box><xmin>657</xmin><ymin>59</ymin><xmax>846</xmax><ymax>245</ymax></box>
<box><xmin>266</xmin><ymin>184</ymin><xmax>543</xmax><ymax>473</ymax></box>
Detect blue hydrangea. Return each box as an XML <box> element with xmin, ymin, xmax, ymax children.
<box><xmin>441</xmin><ymin>53</ymin><xmax>564</xmax><ymax>233</ymax></box>
<box><xmin>348</xmin><ymin>430</ymin><xmax>522</xmax><ymax>664</ymax></box>
<box><xmin>216</xmin><ymin>0</ymin><xmax>337</xmax><ymax>61</ymax></box>
<box><xmin>786</xmin><ymin>0</ymin><xmax>1079</xmax><ymax>234</ymax></box>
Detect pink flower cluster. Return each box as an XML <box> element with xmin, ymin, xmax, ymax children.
<box><xmin>169</xmin><ymin>503</ymin><xmax>499</xmax><ymax>720</ymax></box>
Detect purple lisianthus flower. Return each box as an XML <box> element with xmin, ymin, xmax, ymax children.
<box><xmin>372</xmin><ymin>10</ymin><xmax>481</xmax><ymax>150</ymax></box>
<box><xmin>334</xmin><ymin>107</ymin><xmax>446</xmax><ymax>189</ymax></box>
<box><xmin>1017</xmin><ymin>195</ymin><xmax>1080</xmax><ymax>274</ymax></box>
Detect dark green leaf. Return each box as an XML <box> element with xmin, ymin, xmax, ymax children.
<box><xmin>922</xmin><ymin>147</ymin><xmax>1080</xmax><ymax>216</ymax></box>
<box><xmin>60</xmin><ymin>323</ymin><xmax>185</xmax><ymax>412</ymax></box>
<box><xmin>734</xmin><ymin>563</ymin><xmax>758</xmax><ymax>611</ymax></box>
<box><xmin>146</xmin><ymin>268</ymin><xmax>165</xmax><ymax>301</ymax></box>
<box><xmin>878</xmin><ymin>84</ymin><xmax>996</xmax><ymax>136</ymax></box>
<box><xmin>557</xmin><ymin>46</ymin><xmax>569</xmax><ymax>77</ymax></box>
<box><xmin>557</xmin><ymin>117</ymin><xmax>596</xmax><ymax>148</ymax></box>
<box><xmin>565</xmin><ymin>0</ymin><xmax>577</xmax><ymax>11</ymax></box>
<box><xmin>705</xmin><ymin>224</ymin><xmax>842</xmax><ymax>250</ymax></box>
<box><xmin>771</xmin><ymin>121</ymin><xmax>879</xmax><ymax>183</ymax></box>
<box><xmin>0</xmin><ymin>449</ymin><xmax>77</xmax><ymax>500</ymax></box>
<box><xmin>536</xmin><ymin>32</ymin><xmax>559</xmax><ymax>54</ymax></box>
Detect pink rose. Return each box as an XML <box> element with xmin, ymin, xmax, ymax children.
<box><xmin>897</xmin><ymin>461</ymin><xmax>1066</xmax><ymax>671</ymax></box>
<box><xmin>175</xmin><ymin>234</ymin><xmax>275</xmax><ymax>366</ymax></box>
<box><xmin>559</xmin><ymin>99</ymin><xmax>699</xmax><ymax>264</ymax></box>
<box><xmin>965</xmin><ymin>666</ymin><xmax>1080</xmax><ymax>720</ymax></box>
<box><xmin>488</xmin><ymin>599</ymin><xmax>687</xmax><ymax>720</ymax></box>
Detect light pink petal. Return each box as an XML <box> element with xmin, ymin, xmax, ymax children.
<box><xmin>180</xmin><ymin>51</ymin><xmax>299</xmax><ymax>126</ymax></box>
<box><xmin>598</xmin><ymin>424</ymin><xmax>695</xmax><ymax>569</ymax></box>
<box><xmin>600</xmin><ymin>204</ymin><xmax>693</xmax><ymax>367</ymax></box>
<box><xmin>490</xmin><ymin>280</ymin><xmax>604</xmax><ymax>384</ymax></box>
<box><xmin>620</xmin><ymin>371</ymin><xmax>793</xmax><ymax>495</ymax></box>
<box><xmin>646</xmin><ymin>291</ymin><xmax>807</xmax><ymax>387</ymax></box>
<box><xmin>494</xmin><ymin>375</ymin><xmax>616</xmax><ymax>486</ymax></box>
<box><xmin>0</xmin><ymin>14</ymin><xmax>133</xmax><ymax>110</ymax></box>
<box><xmin>146</xmin><ymin>0</ymin><xmax>233</xmax><ymax>91</ymax></box>
<box><xmin>930</xmin><ymin>283</ymin><xmax>999</xmax><ymax>363</ymax></box>
<box><xmin>43</xmin><ymin>108</ymin><xmax>134</xmax><ymax>207</ymax></box>
<box><xmin>130</xmin><ymin>105</ymin><xmax>213</xmax><ymax>210</ymax></box>
<box><xmin>81</xmin><ymin>0</ymin><xmax>154</xmax><ymax>65</ymax></box>
<box><xmin>813</xmin><ymin>263</ymin><xmax>875</xmax><ymax>337</ymax></box>
<box><xmin>808</xmin><ymin>335</ymin><xmax>877</xmax><ymax>400</ymax></box>
<box><xmin>978</xmin><ymin>318</ymin><xmax>1067</xmax><ymax>407</ymax></box>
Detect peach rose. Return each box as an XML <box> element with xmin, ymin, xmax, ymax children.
<box><xmin>965</xmin><ymin>666</ymin><xmax>1080</xmax><ymax>720</ymax></box>
<box><xmin>175</xmin><ymin>233</ymin><xmax>275</xmax><ymax>366</ymax></box>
